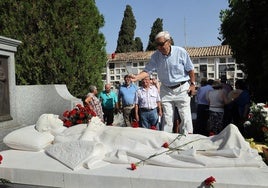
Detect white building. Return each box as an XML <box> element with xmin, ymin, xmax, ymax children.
<box><xmin>103</xmin><ymin>45</ymin><xmax>244</xmax><ymax>88</ymax></box>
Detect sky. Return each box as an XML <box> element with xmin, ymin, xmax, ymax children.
<box><xmin>96</xmin><ymin>0</ymin><xmax>229</xmax><ymax>54</ymax></box>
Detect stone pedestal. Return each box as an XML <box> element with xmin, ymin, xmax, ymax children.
<box><xmin>0</xmin><ymin>36</ymin><xmax>21</xmax><ymax>150</ymax></box>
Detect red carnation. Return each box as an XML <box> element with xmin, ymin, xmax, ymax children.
<box><xmin>79</xmin><ymin>112</ymin><xmax>85</xmax><ymax>119</ymax></box>
<box><xmin>76</xmin><ymin>119</ymin><xmax>83</xmax><ymax>124</ymax></box>
<box><xmin>150</xmin><ymin>125</ymin><xmax>157</xmax><ymax>130</ymax></box>
<box><xmin>76</xmin><ymin>104</ymin><xmax>83</xmax><ymax>109</ymax></box>
<box><xmin>132</xmin><ymin>121</ymin><xmax>139</xmax><ymax>128</ymax></box>
<box><xmin>69</xmin><ymin>109</ymin><xmax>77</xmax><ymax>116</ymax></box>
<box><xmin>130</xmin><ymin>163</ymin><xmax>137</xmax><ymax>170</ymax></box>
<box><xmin>0</xmin><ymin>154</ymin><xmax>3</xmax><ymax>164</ymax></box>
<box><xmin>162</xmin><ymin>142</ymin><xmax>169</xmax><ymax>148</ymax></box>
<box><xmin>64</xmin><ymin>120</ymin><xmax>73</xmax><ymax>127</ymax></box>
<box><xmin>63</xmin><ymin>110</ymin><xmax>69</xmax><ymax>117</ymax></box>
<box><xmin>209</xmin><ymin>132</ymin><xmax>215</xmax><ymax>136</ymax></box>
<box><xmin>204</xmin><ymin>176</ymin><xmax>216</xmax><ymax>186</ymax></box>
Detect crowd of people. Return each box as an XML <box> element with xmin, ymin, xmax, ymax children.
<box><xmin>195</xmin><ymin>77</ymin><xmax>250</xmax><ymax>136</ymax></box>
<box><xmin>82</xmin><ymin>31</ymin><xmax>251</xmax><ymax>136</ymax></box>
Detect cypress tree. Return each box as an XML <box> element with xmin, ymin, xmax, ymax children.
<box><xmin>116</xmin><ymin>5</ymin><xmax>136</xmax><ymax>53</ymax></box>
<box><xmin>134</xmin><ymin>37</ymin><xmax>143</xmax><ymax>51</ymax></box>
<box><xmin>146</xmin><ymin>18</ymin><xmax>163</xmax><ymax>51</ymax></box>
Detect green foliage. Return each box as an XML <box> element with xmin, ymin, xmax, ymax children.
<box><xmin>116</xmin><ymin>5</ymin><xmax>137</xmax><ymax>53</ymax></box>
<box><xmin>219</xmin><ymin>0</ymin><xmax>268</xmax><ymax>102</ymax></box>
<box><xmin>146</xmin><ymin>18</ymin><xmax>163</xmax><ymax>51</ymax></box>
<box><xmin>0</xmin><ymin>0</ymin><xmax>106</xmax><ymax>97</ymax></box>
<box><xmin>134</xmin><ymin>37</ymin><xmax>143</xmax><ymax>51</ymax></box>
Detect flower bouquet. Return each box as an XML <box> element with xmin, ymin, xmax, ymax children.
<box><xmin>62</xmin><ymin>104</ymin><xmax>96</xmax><ymax>127</ymax></box>
<box><xmin>243</xmin><ymin>103</ymin><xmax>268</xmax><ymax>142</ymax></box>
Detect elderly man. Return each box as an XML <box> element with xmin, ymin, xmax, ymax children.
<box><xmin>118</xmin><ymin>75</ymin><xmax>138</xmax><ymax>127</ymax></box>
<box><xmin>134</xmin><ymin>76</ymin><xmax>162</xmax><ymax>130</ymax></box>
<box><xmin>99</xmin><ymin>83</ymin><xmax>119</xmax><ymax>126</ymax></box>
<box><xmin>131</xmin><ymin>31</ymin><xmax>195</xmax><ymax>134</ymax></box>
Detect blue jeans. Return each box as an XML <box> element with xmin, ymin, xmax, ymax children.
<box><xmin>139</xmin><ymin>108</ymin><xmax>159</xmax><ymax>129</ymax></box>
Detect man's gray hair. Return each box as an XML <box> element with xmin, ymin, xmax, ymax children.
<box><xmin>155</xmin><ymin>31</ymin><xmax>171</xmax><ymax>40</ymax></box>
<box><xmin>88</xmin><ymin>85</ymin><xmax>97</xmax><ymax>93</ymax></box>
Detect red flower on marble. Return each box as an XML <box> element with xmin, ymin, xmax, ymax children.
<box><xmin>131</xmin><ymin>163</ymin><xmax>137</xmax><ymax>170</ymax></box>
<box><xmin>131</xmin><ymin>121</ymin><xmax>139</xmax><ymax>128</ymax></box>
<box><xmin>204</xmin><ymin>176</ymin><xmax>216</xmax><ymax>187</ymax></box>
<box><xmin>0</xmin><ymin>154</ymin><xmax>3</xmax><ymax>164</ymax></box>
<box><xmin>62</xmin><ymin>104</ymin><xmax>96</xmax><ymax>127</ymax></box>
<box><xmin>162</xmin><ymin>142</ymin><xmax>169</xmax><ymax>148</ymax></box>
<box><xmin>150</xmin><ymin>125</ymin><xmax>157</xmax><ymax>130</ymax></box>
<box><xmin>209</xmin><ymin>132</ymin><xmax>215</xmax><ymax>136</ymax></box>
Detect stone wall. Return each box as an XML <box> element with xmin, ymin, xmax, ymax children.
<box><xmin>15</xmin><ymin>84</ymin><xmax>82</xmax><ymax>125</ymax></box>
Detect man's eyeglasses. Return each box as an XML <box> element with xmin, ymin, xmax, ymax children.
<box><xmin>155</xmin><ymin>39</ymin><xmax>168</xmax><ymax>47</ymax></box>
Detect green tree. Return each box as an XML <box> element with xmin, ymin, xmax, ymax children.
<box><xmin>146</xmin><ymin>18</ymin><xmax>163</xmax><ymax>51</ymax></box>
<box><xmin>219</xmin><ymin>0</ymin><xmax>268</xmax><ymax>102</ymax></box>
<box><xmin>134</xmin><ymin>37</ymin><xmax>143</xmax><ymax>51</ymax></box>
<box><xmin>0</xmin><ymin>0</ymin><xmax>106</xmax><ymax>97</ymax></box>
<box><xmin>116</xmin><ymin>5</ymin><xmax>137</xmax><ymax>53</ymax></box>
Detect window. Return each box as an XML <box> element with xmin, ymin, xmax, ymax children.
<box><xmin>116</xmin><ymin>69</ymin><xmax>120</xmax><ymax>74</ymax></box>
<box><xmin>200</xmin><ymin>65</ymin><xmax>207</xmax><ymax>71</ymax></box>
<box><xmin>219</xmin><ymin>58</ymin><xmax>226</xmax><ymax>63</ymax></box>
<box><xmin>219</xmin><ymin>65</ymin><xmax>227</xmax><ymax>72</ymax></box>
<box><xmin>208</xmin><ymin>58</ymin><xmax>214</xmax><ymax>64</ymax></box>
<box><xmin>110</xmin><ymin>70</ymin><xmax>114</xmax><ymax>74</ymax></box>
<box><xmin>127</xmin><ymin>62</ymin><xmax>132</xmax><ymax>66</ymax></box>
<box><xmin>121</xmin><ymin>69</ymin><xmax>126</xmax><ymax>73</ymax></box>
<box><xmin>111</xmin><ymin>76</ymin><xmax>114</xmax><ymax>80</ymax></box>
<box><xmin>109</xmin><ymin>63</ymin><xmax>115</xmax><ymax>69</ymax></box>
<box><xmin>116</xmin><ymin>75</ymin><xmax>120</xmax><ymax>80</ymax></box>
<box><xmin>228</xmin><ymin>57</ymin><xmax>235</xmax><ymax>63</ymax></box>
<box><xmin>192</xmin><ymin>59</ymin><xmax>198</xmax><ymax>64</ymax></box>
<box><xmin>200</xmin><ymin>58</ymin><xmax>208</xmax><ymax>63</ymax></box>
<box><xmin>133</xmin><ymin>62</ymin><xmax>138</xmax><ymax>67</ymax></box>
<box><xmin>139</xmin><ymin>61</ymin><xmax>144</xmax><ymax>67</ymax></box>
<box><xmin>237</xmin><ymin>73</ymin><xmax>243</xmax><ymax>77</ymax></box>
<box><xmin>226</xmin><ymin>64</ymin><xmax>235</xmax><ymax>71</ymax></box>
<box><xmin>208</xmin><ymin>73</ymin><xmax>214</xmax><ymax>78</ymax></box>
<box><xmin>207</xmin><ymin>65</ymin><xmax>214</xmax><ymax>72</ymax></box>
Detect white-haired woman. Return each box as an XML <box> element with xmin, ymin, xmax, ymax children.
<box><xmin>84</xmin><ymin>85</ymin><xmax>104</xmax><ymax>122</ymax></box>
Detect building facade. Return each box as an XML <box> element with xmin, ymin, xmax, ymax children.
<box><xmin>103</xmin><ymin>45</ymin><xmax>244</xmax><ymax>89</ymax></box>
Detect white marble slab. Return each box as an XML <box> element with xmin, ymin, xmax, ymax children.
<box><xmin>0</xmin><ymin>150</ymin><xmax>268</xmax><ymax>188</ymax></box>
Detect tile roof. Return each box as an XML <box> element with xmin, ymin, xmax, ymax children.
<box><xmin>107</xmin><ymin>45</ymin><xmax>232</xmax><ymax>61</ymax></box>
<box><xmin>185</xmin><ymin>45</ymin><xmax>232</xmax><ymax>57</ymax></box>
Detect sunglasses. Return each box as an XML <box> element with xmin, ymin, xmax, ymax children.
<box><xmin>155</xmin><ymin>39</ymin><xmax>168</xmax><ymax>47</ymax></box>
